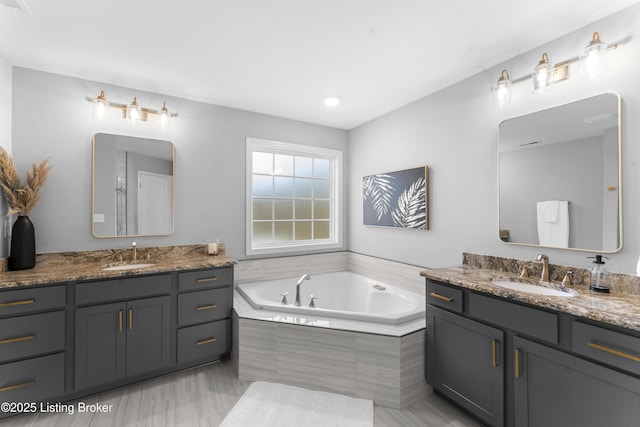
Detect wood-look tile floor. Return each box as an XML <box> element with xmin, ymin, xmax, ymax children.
<box><xmin>0</xmin><ymin>361</ymin><xmax>480</xmax><ymax>427</ymax></box>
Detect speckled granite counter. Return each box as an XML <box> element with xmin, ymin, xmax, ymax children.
<box><xmin>0</xmin><ymin>244</ymin><xmax>236</xmax><ymax>289</ymax></box>
<box><xmin>421</xmin><ymin>264</ymin><xmax>640</xmax><ymax>333</ymax></box>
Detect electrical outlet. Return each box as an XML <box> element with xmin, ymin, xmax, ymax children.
<box><xmin>93</xmin><ymin>214</ymin><xmax>105</xmax><ymax>223</ymax></box>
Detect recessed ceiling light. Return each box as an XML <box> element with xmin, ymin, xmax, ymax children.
<box><xmin>323</xmin><ymin>96</ymin><xmax>340</xmax><ymax>107</ymax></box>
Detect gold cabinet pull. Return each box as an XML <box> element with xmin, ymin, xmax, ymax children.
<box><xmin>0</xmin><ymin>380</ymin><xmax>34</xmax><ymax>392</ymax></box>
<box><xmin>429</xmin><ymin>292</ymin><xmax>454</xmax><ymax>303</ymax></box>
<box><xmin>0</xmin><ymin>335</ymin><xmax>35</xmax><ymax>345</ymax></box>
<box><xmin>0</xmin><ymin>299</ymin><xmax>35</xmax><ymax>308</ymax></box>
<box><xmin>118</xmin><ymin>310</ymin><xmax>123</xmax><ymax>333</ymax></box>
<box><xmin>196</xmin><ymin>304</ymin><xmax>217</xmax><ymax>311</ymax></box>
<box><xmin>587</xmin><ymin>341</ymin><xmax>640</xmax><ymax>362</ymax></box>
<box><xmin>196</xmin><ymin>277</ymin><xmax>217</xmax><ymax>283</ymax></box>
<box><xmin>491</xmin><ymin>339</ymin><xmax>497</xmax><ymax>368</ymax></box>
<box><xmin>196</xmin><ymin>337</ymin><xmax>217</xmax><ymax>346</ymax></box>
<box><xmin>514</xmin><ymin>348</ymin><xmax>521</xmax><ymax>378</ymax></box>
<box><xmin>128</xmin><ymin>308</ymin><xmax>133</xmax><ymax>330</ymax></box>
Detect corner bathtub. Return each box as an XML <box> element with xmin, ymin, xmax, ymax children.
<box><xmin>236</xmin><ymin>271</ymin><xmax>425</xmax><ymax>325</ymax></box>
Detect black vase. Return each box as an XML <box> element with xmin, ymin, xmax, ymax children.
<box><xmin>8</xmin><ymin>215</ymin><xmax>36</xmax><ymax>271</ymax></box>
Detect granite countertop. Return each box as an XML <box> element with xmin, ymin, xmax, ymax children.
<box><xmin>421</xmin><ymin>265</ymin><xmax>640</xmax><ymax>333</ymax></box>
<box><xmin>0</xmin><ymin>245</ymin><xmax>236</xmax><ymax>289</ymax></box>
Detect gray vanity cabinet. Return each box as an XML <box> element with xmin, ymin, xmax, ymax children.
<box><xmin>75</xmin><ymin>275</ymin><xmax>172</xmax><ymax>390</ymax></box>
<box><xmin>427</xmin><ymin>304</ymin><xmax>504</xmax><ymax>427</ymax></box>
<box><xmin>513</xmin><ymin>336</ymin><xmax>640</xmax><ymax>427</ymax></box>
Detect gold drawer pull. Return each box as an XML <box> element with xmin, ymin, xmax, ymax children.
<box><xmin>0</xmin><ymin>380</ymin><xmax>34</xmax><ymax>392</ymax></box>
<box><xmin>0</xmin><ymin>335</ymin><xmax>35</xmax><ymax>345</ymax></box>
<box><xmin>196</xmin><ymin>277</ymin><xmax>217</xmax><ymax>283</ymax></box>
<box><xmin>119</xmin><ymin>310</ymin><xmax>123</xmax><ymax>333</ymax></box>
<box><xmin>196</xmin><ymin>304</ymin><xmax>217</xmax><ymax>311</ymax></box>
<box><xmin>0</xmin><ymin>299</ymin><xmax>35</xmax><ymax>308</ymax></box>
<box><xmin>587</xmin><ymin>341</ymin><xmax>640</xmax><ymax>362</ymax></box>
<box><xmin>196</xmin><ymin>337</ymin><xmax>217</xmax><ymax>346</ymax></box>
<box><xmin>491</xmin><ymin>339</ymin><xmax>497</xmax><ymax>368</ymax></box>
<box><xmin>514</xmin><ymin>348</ymin><xmax>521</xmax><ymax>378</ymax></box>
<box><xmin>430</xmin><ymin>292</ymin><xmax>454</xmax><ymax>303</ymax></box>
<box><xmin>129</xmin><ymin>308</ymin><xmax>133</xmax><ymax>331</ymax></box>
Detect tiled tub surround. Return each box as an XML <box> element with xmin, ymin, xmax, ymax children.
<box><xmin>423</xmin><ymin>253</ymin><xmax>640</xmax><ymax>332</ymax></box>
<box><xmin>233</xmin><ymin>253</ymin><xmax>428</xmax><ymax>409</ymax></box>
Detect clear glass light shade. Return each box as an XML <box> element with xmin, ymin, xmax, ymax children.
<box><xmin>158</xmin><ymin>102</ymin><xmax>171</xmax><ymax>130</ymax></box>
<box><xmin>127</xmin><ymin>97</ymin><xmax>142</xmax><ymax>125</ymax></box>
<box><xmin>492</xmin><ymin>70</ymin><xmax>511</xmax><ymax>107</ymax></box>
<box><xmin>93</xmin><ymin>91</ymin><xmax>109</xmax><ymax>121</ymax></box>
<box><xmin>532</xmin><ymin>53</ymin><xmax>553</xmax><ymax>94</ymax></box>
<box><xmin>579</xmin><ymin>32</ymin><xmax>607</xmax><ymax>80</ymax></box>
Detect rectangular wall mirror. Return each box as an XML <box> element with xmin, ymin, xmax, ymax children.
<box><xmin>93</xmin><ymin>133</ymin><xmax>175</xmax><ymax>238</ymax></box>
<box><xmin>498</xmin><ymin>92</ymin><xmax>621</xmax><ymax>252</ymax></box>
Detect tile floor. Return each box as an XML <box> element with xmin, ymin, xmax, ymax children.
<box><xmin>0</xmin><ymin>361</ymin><xmax>480</xmax><ymax>426</ymax></box>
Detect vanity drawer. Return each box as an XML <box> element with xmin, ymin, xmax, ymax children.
<box><xmin>178</xmin><ymin>267</ymin><xmax>233</xmax><ymax>292</ymax></box>
<box><xmin>0</xmin><ymin>353</ymin><xmax>64</xmax><ymax>403</ymax></box>
<box><xmin>76</xmin><ymin>274</ymin><xmax>171</xmax><ymax>305</ymax></box>
<box><xmin>177</xmin><ymin>320</ymin><xmax>229</xmax><ymax>364</ymax></box>
<box><xmin>572</xmin><ymin>321</ymin><xmax>640</xmax><ymax>376</ymax></box>
<box><xmin>427</xmin><ymin>281</ymin><xmax>463</xmax><ymax>313</ymax></box>
<box><xmin>468</xmin><ymin>293</ymin><xmax>558</xmax><ymax>344</ymax></box>
<box><xmin>0</xmin><ymin>286</ymin><xmax>66</xmax><ymax>317</ymax></box>
<box><xmin>0</xmin><ymin>311</ymin><xmax>65</xmax><ymax>363</ymax></box>
<box><xmin>178</xmin><ymin>287</ymin><xmax>232</xmax><ymax>327</ymax></box>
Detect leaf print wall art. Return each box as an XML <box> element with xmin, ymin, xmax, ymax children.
<box><xmin>363</xmin><ymin>166</ymin><xmax>429</xmax><ymax>229</ymax></box>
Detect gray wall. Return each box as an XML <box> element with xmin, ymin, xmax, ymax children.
<box><xmin>348</xmin><ymin>5</ymin><xmax>640</xmax><ymax>274</ymax></box>
<box><xmin>0</xmin><ymin>55</ymin><xmax>11</xmax><ymax>258</ymax></box>
<box><xmin>11</xmin><ymin>68</ymin><xmax>348</xmax><ymax>257</ymax></box>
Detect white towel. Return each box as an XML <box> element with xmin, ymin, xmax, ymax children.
<box><xmin>542</xmin><ymin>200</ymin><xmax>559</xmax><ymax>223</ymax></box>
<box><xmin>537</xmin><ymin>201</ymin><xmax>569</xmax><ymax>248</ymax></box>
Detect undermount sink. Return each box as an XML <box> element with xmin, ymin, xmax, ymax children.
<box><xmin>491</xmin><ymin>280</ymin><xmax>576</xmax><ymax>297</ymax></box>
<box><xmin>102</xmin><ymin>263</ymin><xmax>156</xmax><ymax>271</ymax></box>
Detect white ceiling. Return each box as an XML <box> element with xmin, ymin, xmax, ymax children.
<box><xmin>0</xmin><ymin>0</ymin><xmax>637</xmax><ymax>130</ymax></box>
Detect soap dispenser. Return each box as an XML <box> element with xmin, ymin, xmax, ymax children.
<box><xmin>588</xmin><ymin>255</ymin><xmax>610</xmax><ymax>293</ymax></box>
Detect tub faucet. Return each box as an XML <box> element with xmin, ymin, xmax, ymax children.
<box><xmin>536</xmin><ymin>254</ymin><xmax>550</xmax><ymax>282</ymax></box>
<box><xmin>295</xmin><ymin>274</ymin><xmax>311</xmax><ymax>306</ymax></box>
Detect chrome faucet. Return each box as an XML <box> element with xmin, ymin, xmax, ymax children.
<box><xmin>132</xmin><ymin>241</ymin><xmax>137</xmax><ymax>262</ymax></box>
<box><xmin>536</xmin><ymin>254</ymin><xmax>550</xmax><ymax>282</ymax></box>
<box><xmin>295</xmin><ymin>274</ymin><xmax>311</xmax><ymax>306</ymax></box>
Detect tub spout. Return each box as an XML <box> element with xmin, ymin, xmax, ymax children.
<box><xmin>295</xmin><ymin>274</ymin><xmax>311</xmax><ymax>306</ymax></box>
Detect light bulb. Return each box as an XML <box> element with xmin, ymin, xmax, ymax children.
<box><xmin>580</xmin><ymin>32</ymin><xmax>607</xmax><ymax>80</ymax></box>
<box><xmin>127</xmin><ymin>97</ymin><xmax>142</xmax><ymax>125</ymax></box>
<box><xmin>158</xmin><ymin>102</ymin><xmax>171</xmax><ymax>130</ymax></box>
<box><xmin>532</xmin><ymin>53</ymin><xmax>552</xmax><ymax>94</ymax></box>
<box><xmin>492</xmin><ymin>69</ymin><xmax>511</xmax><ymax>107</ymax></box>
<box><xmin>93</xmin><ymin>90</ymin><xmax>109</xmax><ymax>121</ymax></box>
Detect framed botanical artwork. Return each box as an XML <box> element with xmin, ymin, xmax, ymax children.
<box><xmin>363</xmin><ymin>166</ymin><xmax>429</xmax><ymax>229</ymax></box>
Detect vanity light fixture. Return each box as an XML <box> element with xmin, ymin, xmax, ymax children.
<box><xmin>579</xmin><ymin>32</ymin><xmax>608</xmax><ymax>80</ymax></box>
<box><xmin>532</xmin><ymin>53</ymin><xmax>553</xmax><ymax>94</ymax></box>
<box><xmin>492</xmin><ymin>31</ymin><xmax>618</xmax><ymax>106</ymax></box>
<box><xmin>93</xmin><ymin>90</ymin><xmax>109</xmax><ymax>121</ymax></box>
<box><xmin>492</xmin><ymin>70</ymin><xmax>512</xmax><ymax>106</ymax></box>
<box><xmin>127</xmin><ymin>97</ymin><xmax>142</xmax><ymax>126</ymax></box>
<box><xmin>89</xmin><ymin>90</ymin><xmax>176</xmax><ymax>129</ymax></box>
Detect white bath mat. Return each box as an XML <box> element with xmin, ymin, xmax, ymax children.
<box><xmin>219</xmin><ymin>381</ymin><xmax>373</xmax><ymax>427</ymax></box>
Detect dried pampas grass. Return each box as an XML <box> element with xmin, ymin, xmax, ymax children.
<box><xmin>0</xmin><ymin>147</ymin><xmax>51</xmax><ymax>216</ymax></box>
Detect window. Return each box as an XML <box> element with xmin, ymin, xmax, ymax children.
<box><xmin>246</xmin><ymin>138</ymin><xmax>342</xmax><ymax>255</ymax></box>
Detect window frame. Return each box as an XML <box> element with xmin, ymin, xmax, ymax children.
<box><xmin>245</xmin><ymin>137</ymin><xmax>343</xmax><ymax>256</ymax></box>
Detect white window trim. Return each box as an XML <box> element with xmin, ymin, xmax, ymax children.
<box><xmin>246</xmin><ymin>137</ymin><xmax>343</xmax><ymax>256</ymax></box>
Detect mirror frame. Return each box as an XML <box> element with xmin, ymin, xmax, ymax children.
<box><xmin>92</xmin><ymin>133</ymin><xmax>176</xmax><ymax>238</ymax></box>
<box><xmin>497</xmin><ymin>92</ymin><xmax>622</xmax><ymax>253</ymax></box>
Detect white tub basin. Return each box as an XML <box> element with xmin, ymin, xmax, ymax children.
<box><xmin>102</xmin><ymin>263</ymin><xmax>156</xmax><ymax>271</ymax></box>
<box><xmin>491</xmin><ymin>280</ymin><xmax>575</xmax><ymax>297</ymax></box>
